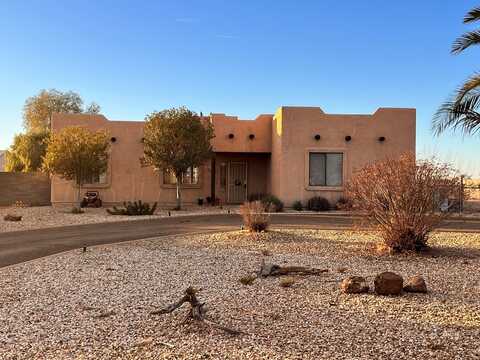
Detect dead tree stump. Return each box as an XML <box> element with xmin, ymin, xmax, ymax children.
<box><xmin>150</xmin><ymin>287</ymin><xmax>243</xmax><ymax>336</ymax></box>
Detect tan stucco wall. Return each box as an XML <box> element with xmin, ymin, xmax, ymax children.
<box><xmin>211</xmin><ymin>113</ymin><xmax>272</xmax><ymax>153</ymax></box>
<box><xmin>271</xmin><ymin>107</ymin><xmax>416</xmax><ymax>205</ymax></box>
<box><xmin>50</xmin><ymin>105</ymin><xmax>415</xmax><ymax>207</ymax></box>
<box><xmin>51</xmin><ymin>114</ymin><xmax>211</xmax><ymax>205</ymax></box>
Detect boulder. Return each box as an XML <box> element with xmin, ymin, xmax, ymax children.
<box><xmin>340</xmin><ymin>276</ymin><xmax>369</xmax><ymax>294</ymax></box>
<box><xmin>403</xmin><ymin>275</ymin><xmax>427</xmax><ymax>293</ymax></box>
<box><xmin>374</xmin><ymin>272</ymin><xmax>403</xmax><ymax>295</ymax></box>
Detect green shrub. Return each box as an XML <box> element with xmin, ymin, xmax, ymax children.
<box><xmin>307</xmin><ymin>196</ymin><xmax>330</xmax><ymax>211</ymax></box>
<box><xmin>335</xmin><ymin>196</ymin><xmax>352</xmax><ymax>210</ymax></box>
<box><xmin>292</xmin><ymin>200</ymin><xmax>303</xmax><ymax>211</ymax></box>
<box><xmin>247</xmin><ymin>193</ymin><xmax>284</xmax><ymax>212</ymax></box>
<box><xmin>262</xmin><ymin>195</ymin><xmax>284</xmax><ymax>212</ymax></box>
<box><xmin>107</xmin><ymin>200</ymin><xmax>157</xmax><ymax>216</ymax></box>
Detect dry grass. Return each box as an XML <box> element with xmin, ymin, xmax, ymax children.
<box><xmin>279</xmin><ymin>276</ymin><xmax>295</xmax><ymax>288</ymax></box>
<box><xmin>239</xmin><ymin>274</ymin><xmax>256</xmax><ymax>286</ymax></box>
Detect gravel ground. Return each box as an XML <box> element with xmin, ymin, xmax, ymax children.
<box><xmin>0</xmin><ymin>205</ymin><xmax>238</xmax><ymax>233</ymax></box>
<box><xmin>1</xmin><ymin>229</ymin><xmax>479</xmax><ymax>359</ymax></box>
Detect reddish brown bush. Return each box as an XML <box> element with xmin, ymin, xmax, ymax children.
<box><xmin>345</xmin><ymin>153</ymin><xmax>461</xmax><ymax>252</ymax></box>
<box><xmin>240</xmin><ymin>201</ymin><xmax>270</xmax><ymax>232</ymax></box>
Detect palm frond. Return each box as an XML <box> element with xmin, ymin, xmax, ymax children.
<box><xmin>433</xmin><ymin>91</ymin><xmax>480</xmax><ymax>136</ymax></box>
<box><xmin>456</xmin><ymin>72</ymin><xmax>480</xmax><ymax>102</ymax></box>
<box><xmin>452</xmin><ymin>30</ymin><xmax>480</xmax><ymax>54</ymax></box>
<box><xmin>464</xmin><ymin>7</ymin><xmax>480</xmax><ymax>23</ymax></box>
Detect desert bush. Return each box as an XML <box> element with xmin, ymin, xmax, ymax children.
<box><xmin>335</xmin><ymin>196</ymin><xmax>352</xmax><ymax>210</ymax></box>
<box><xmin>107</xmin><ymin>201</ymin><xmax>157</xmax><ymax>216</ymax></box>
<box><xmin>345</xmin><ymin>153</ymin><xmax>461</xmax><ymax>252</ymax></box>
<box><xmin>4</xmin><ymin>214</ymin><xmax>22</xmax><ymax>222</ymax></box>
<box><xmin>262</xmin><ymin>194</ymin><xmax>284</xmax><ymax>212</ymax></box>
<box><xmin>240</xmin><ymin>201</ymin><xmax>270</xmax><ymax>232</ymax></box>
<box><xmin>239</xmin><ymin>275</ymin><xmax>256</xmax><ymax>286</ymax></box>
<box><xmin>248</xmin><ymin>193</ymin><xmax>284</xmax><ymax>212</ymax></box>
<box><xmin>70</xmin><ymin>207</ymin><xmax>84</xmax><ymax>214</ymax></box>
<box><xmin>307</xmin><ymin>196</ymin><xmax>330</xmax><ymax>211</ymax></box>
<box><xmin>292</xmin><ymin>200</ymin><xmax>303</xmax><ymax>211</ymax></box>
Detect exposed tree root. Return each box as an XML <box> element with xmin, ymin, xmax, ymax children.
<box><xmin>258</xmin><ymin>262</ymin><xmax>329</xmax><ymax>277</ymax></box>
<box><xmin>150</xmin><ymin>287</ymin><xmax>243</xmax><ymax>336</ymax></box>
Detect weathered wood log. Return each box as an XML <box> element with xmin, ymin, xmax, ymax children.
<box><xmin>150</xmin><ymin>287</ymin><xmax>243</xmax><ymax>336</ymax></box>
<box><xmin>259</xmin><ymin>262</ymin><xmax>329</xmax><ymax>277</ymax></box>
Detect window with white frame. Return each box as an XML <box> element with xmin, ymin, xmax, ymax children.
<box><xmin>163</xmin><ymin>166</ymin><xmax>200</xmax><ymax>185</ymax></box>
<box><xmin>309</xmin><ymin>152</ymin><xmax>343</xmax><ymax>186</ymax></box>
<box><xmin>85</xmin><ymin>171</ymin><xmax>108</xmax><ymax>185</ymax></box>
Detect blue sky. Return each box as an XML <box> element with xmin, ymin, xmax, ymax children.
<box><xmin>1</xmin><ymin>0</ymin><xmax>479</xmax><ymax>176</ymax></box>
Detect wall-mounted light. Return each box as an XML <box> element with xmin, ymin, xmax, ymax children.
<box><xmin>228</xmin><ymin>133</ymin><xmax>234</xmax><ymax>139</ymax></box>
<box><xmin>249</xmin><ymin>134</ymin><xmax>255</xmax><ymax>140</ymax></box>
<box><xmin>110</xmin><ymin>137</ymin><xmax>117</xmax><ymax>143</ymax></box>
<box><xmin>378</xmin><ymin>136</ymin><xmax>386</xmax><ymax>142</ymax></box>
<box><xmin>314</xmin><ymin>134</ymin><xmax>321</xmax><ymax>141</ymax></box>
<box><xmin>345</xmin><ymin>135</ymin><xmax>352</xmax><ymax>142</ymax></box>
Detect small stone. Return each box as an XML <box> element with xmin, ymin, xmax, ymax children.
<box><xmin>404</xmin><ymin>275</ymin><xmax>427</xmax><ymax>293</ymax></box>
<box><xmin>340</xmin><ymin>276</ymin><xmax>369</xmax><ymax>294</ymax></box>
<box><xmin>374</xmin><ymin>272</ymin><xmax>403</xmax><ymax>295</ymax></box>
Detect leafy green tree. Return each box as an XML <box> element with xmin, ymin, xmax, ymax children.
<box><xmin>23</xmin><ymin>89</ymin><xmax>101</xmax><ymax>132</ymax></box>
<box><xmin>5</xmin><ymin>131</ymin><xmax>50</xmax><ymax>172</ymax></box>
<box><xmin>142</xmin><ymin>107</ymin><xmax>215</xmax><ymax>210</ymax></box>
<box><xmin>43</xmin><ymin>126</ymin><xmax>110</xmax><ymax>205</ymax></box>
<box><xmin>434</xmin><ymin>6</ymin><xmax>480</xmax><ymax>135</ymax></box>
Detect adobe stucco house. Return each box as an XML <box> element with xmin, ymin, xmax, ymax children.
<box><xmin>51</xmin><ymin>106</ymin><xmax>415</xmax><ymax>207</ymax></box>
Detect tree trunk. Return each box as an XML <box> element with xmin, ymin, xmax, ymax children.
<box><xmin>176</xmin><ymin>182</ymin><xmax>182</xmax><ymax>210</ymax></box>
<box><xmin>77</xmin><ymin>182</ymin><xmax>82</xmax><ymax>208</ymax></box>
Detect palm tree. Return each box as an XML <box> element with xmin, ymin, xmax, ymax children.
<box><xmin>433</xmin><ymin>6</ymin><xmax>480</xmax><ymax>136</ymax></box>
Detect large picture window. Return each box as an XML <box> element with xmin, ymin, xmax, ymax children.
<box><xmin>309</xmin><ymin>152</ymin><xmax>343</xmax><ymax>186</ymax></box>
<box><xmin>163</xmin><ymin>166</ymin><xmax>199</xmax><ymax>185</ymax></box>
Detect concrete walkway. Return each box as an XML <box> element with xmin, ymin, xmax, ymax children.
<box><xmin>1</xmin><ymin>213</ymin><xmax>479</xmax><ymax>268</ymax></box>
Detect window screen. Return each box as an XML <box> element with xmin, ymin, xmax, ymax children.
<box><xmin>309</xmin><ymin>153</ymin><xmax>343</xmax><ymax>186</ymax></box>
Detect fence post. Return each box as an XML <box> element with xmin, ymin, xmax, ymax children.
<box><xmin>460</xmin><ymin>175</ymin><xmax>464</xmax><ymax>213</ymax></box>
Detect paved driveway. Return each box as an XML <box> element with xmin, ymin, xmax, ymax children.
<box><xmin>1</xmin><ymin>213</ymin><xmax>479</xmax><ymax>268</ymax></box>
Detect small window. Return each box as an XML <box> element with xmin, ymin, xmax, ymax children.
<box><xmin>163</xmin><ymin>166</ymin><xmax>200</xmax><ymax>185</ymax></box>
<box><xmin>85</xmin><ymin>171</ymin><xmax>108</xmax><ymax>185</ymax></box>
<box><xmin>309</xmin><ymin>153</ymin><xmax>343</xmax><ymax>186</ymax></box>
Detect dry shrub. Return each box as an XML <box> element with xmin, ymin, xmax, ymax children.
<box><xmin>240</xmin><ymin>201</ymin><xmax>270</xmax><ymax>232</ymax></box>
<box><xmin>279</xmin><ymin>277</ymin><xmax>295</xmax><ymax>288</ymax></box>
<box><xmin>345</xmin><ymin>153</ymin><xmax>461</xmax><ymax>252</ymax></box>
<box><xmin>239</xmin><ymin>275</ymin><xmax>256</xmax><ymax>286</ymax></box>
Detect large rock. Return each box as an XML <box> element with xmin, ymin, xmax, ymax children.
<box><xmin>374</xmin><ymin>272</ymin><xmax>403</xmax><ymax>295</ymax></box>
<box><xmin>403</xmin><ymin>275</ymin><xmax>427</xmax><ymax>293</ymax></box>
<box><xmin>340</xmin><ymin>276</ymin><xmax>369</xmax><ymax>294</ymax></box>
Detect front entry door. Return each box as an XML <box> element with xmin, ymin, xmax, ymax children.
<box><xmin>228</xmin><ymin>161</ymin><xmax>247</xmax><ymax>204</ymax></box>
